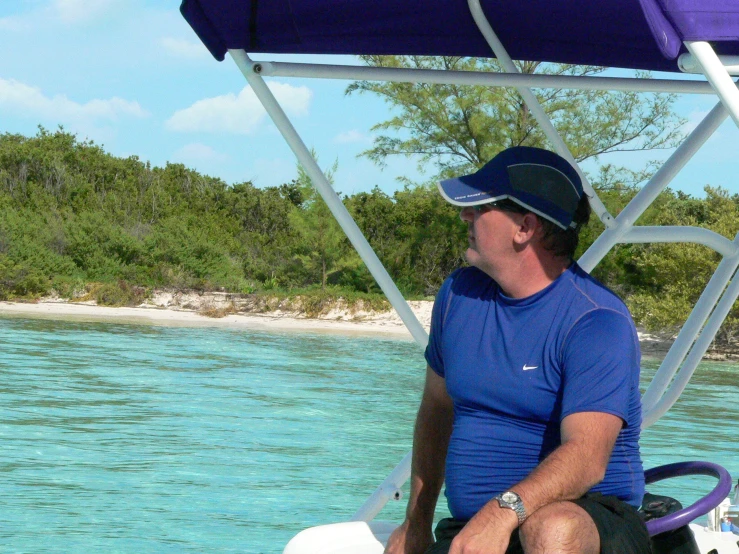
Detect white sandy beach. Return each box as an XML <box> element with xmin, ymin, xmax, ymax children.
<box><xmin>0</xmin><ymin>295</ymin><xmax>675</xmax><ymax>357</ymax></box>
<box><xmin>0</xmin><ymin>297</ymin><xmax>432</xmax><ymax>338</ymax></box>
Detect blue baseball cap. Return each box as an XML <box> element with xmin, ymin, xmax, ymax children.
<box><xmin>437</xmin><ymin>146</ymin><xmax>584</xmax><ymax>230</ymax></box>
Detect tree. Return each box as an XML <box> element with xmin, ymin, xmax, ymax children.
<box><xmin>345</xmin><ymin>185</ymin><xmax>467</xmax><ymax>296</ymax></box>
<box><xmin>346</xmin><ymin>56</ymin><xmax>685</xmax><ymax>182</ymax></box>
<box><xmin>288</xmin><ymin>158</ymin><xmax>350</xmax><ymax>291</ymax></box>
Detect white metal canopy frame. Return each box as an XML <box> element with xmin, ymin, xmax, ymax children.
<box><xmin>187</xmin><ymin>0</ymin><xmax>739</xmax><ymax>541</ymax></box>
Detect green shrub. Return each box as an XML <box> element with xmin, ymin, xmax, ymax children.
<box><xmin>0</xmin><ymin>256</ymin><xmax>49</xmax><ymax>299</ymax></box>
<box><xmin>50</xmin><ymin>275</ymin><xmax>86</xmax><ymax>298</ymax></box>
<box><xmin>94</xmin><ymin>281</ymin><xmax>148</xmax><ymax>307</ymax></box>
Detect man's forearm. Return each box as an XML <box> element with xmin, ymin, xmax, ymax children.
<box><xmin>511</xmin><ymin>437</ymin><xmax>605</xmax><ymax>515</ymax></box>
<box><xmin>404</xmin><ymin>375</ymin><xmax>454</xmax><ymax>529</ymax></box>
<box><xmin>481</xmin><ymin>412</ymin><xmax>623</xmax><ymax>525</ymax></box>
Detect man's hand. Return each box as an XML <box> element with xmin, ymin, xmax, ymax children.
<box><xmin>449</xmin><ymin>503</ymin><xmax>518</xmax><ymax>554</ymax></box>
<box><xmin>384</xmin><ymin>519</ymin><xmax>434</xmax><ymax>554</ymax></box>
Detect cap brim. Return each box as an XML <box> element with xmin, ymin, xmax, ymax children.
<box><xmin>438</xmin><ymin>177</ymin><xmax>576</xmax><ymax>230</ymax></box>
<box><xmin>437</xmin><ymin>175</ymin><xmax>507</xmax><ymax>207</ymax></box>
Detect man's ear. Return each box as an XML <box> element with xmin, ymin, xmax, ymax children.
<box><xmin>513</xmin><ymin>212</ymin><xmax>539</xmax><ymax>245</ymax></box>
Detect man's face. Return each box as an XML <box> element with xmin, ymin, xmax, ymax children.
<box><xmin>459</xmin><ymin>204</ymin><xmax>522</xmax><ymax>278</ymax></box>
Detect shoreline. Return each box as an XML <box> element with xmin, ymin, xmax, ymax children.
<box><xmin>0</xmin><ymin>298</ymin><xmax>682</xmax><ymax>358</ymax></box>
<box><xmin>0</xmin><ymin>299</ymin><xmax>427</xmax><ymax>339</ymax></box>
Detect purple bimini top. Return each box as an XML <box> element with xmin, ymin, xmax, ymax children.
<box><xmin>180</xmin><ymin>0</ymin><xmax>739</xmax><ymax>72</ymax></box>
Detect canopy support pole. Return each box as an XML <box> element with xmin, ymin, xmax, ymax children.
<box><xmin>642</xmin><ymin>236</ymin><xmax>739</xmax><ymax>426</ymax></box>
<box><xmin>467</xmin><ymin>0</ymin><xmax>615</xmax><ymax>229</ymax></box>
<box><xmin>257</xmin><ymin>61</ymin><xmax>717</xmax><ymax>95</ymax></box>
<box><xmin>641</xmin><ymin>237</ymin><xmax>739</xmax><ymax>417</ymax></box>
<box><xmin>229</xmin><ymin>50</ymin><xmax>425</xmax><ymax>521</ymax></box>
<box><xmin>687</xmin><ymin>41</ymin><xmax>739</xmax><ymax>128</ymax></box>
<box><xmin>228</xmin><ymin>49</ymin><xmax>429</xmax><ymax>349</ymax></box>
<box><xmin>351</xmin><ymin>452</ymin><xmax>412</xmax><ymax>522</ymax></box>
<box><xmin>620</xmin><ymin>227</ymin><xmax>738</xmax><ymax>258</ymax></box>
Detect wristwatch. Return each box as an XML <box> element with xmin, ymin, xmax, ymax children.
<box><xmin>494</xmin><ymin>491</ymin><xmax>527</xmax><ymax>525</ymax></box>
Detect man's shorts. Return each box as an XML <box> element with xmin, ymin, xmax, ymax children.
<box><xmin>425</xmin><ymin>493</ymin><xmax>652</xmax><ymax>554</ymax></box>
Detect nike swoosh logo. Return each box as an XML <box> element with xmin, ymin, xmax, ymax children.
<box><xmin>523</xmin><ymin>365</ymin><xmax>538</xmax><ymax>371</ymax></box>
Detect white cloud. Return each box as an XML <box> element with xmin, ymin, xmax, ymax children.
<box><xmin>160</xmin><ymin>37</ymin><xmax>209</xmax><ymax>60</ymax></box>
<box><xmin>165</xmin><ymin>82</ymin><xmax>312</xmax><ymax>134</ymax></box>
<box><xmin>0</xmin><ymin>78</ymin><xmax>149</xmax><ymax>122</ymax></box>
<box><xmin>52</xmin><ymin>0</ymin><xmax>121</xmax><ymax>23</ymax></box>
<box><xmin>172</xmin><ymin>143</ymin><xmax>228</xmax><ymax>164</ymax></box>
<box><xmin>333</xmin><ymin>129</ymin><xmax>371</xmax><ymax>144</ymax></box>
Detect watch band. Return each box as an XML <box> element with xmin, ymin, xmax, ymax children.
<box><xmin>494</xmin><ymin>491</ymin><xmax>527</xmax><ymax>525</ymax></box>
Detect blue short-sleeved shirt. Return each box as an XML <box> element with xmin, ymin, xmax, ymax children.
<box><xmin>424</xmin><ymin>264</ymin><xmax>644</xmax><ymax>521</ymax></box>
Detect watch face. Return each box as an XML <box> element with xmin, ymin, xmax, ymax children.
<box><xmin>502</xmin><ymin>492</ymin><xmax>519</xmax><ymax>503</ymax></box>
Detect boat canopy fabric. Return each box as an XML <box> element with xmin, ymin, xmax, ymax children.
<box><xmin>180</xmin><ymin>0</ymin><xmax>739</xmax><ymax>72</ymax></box>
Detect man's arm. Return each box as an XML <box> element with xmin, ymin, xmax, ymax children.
<box><xmin>385</xmin><ymin>365</ymin><xmax>454</xmax><ymax>554</ymax></box>
<box><xmin>512</xmin><ymin>411</ymin><xmax>623</xmax><ymax>510</ymax></box>
<box><xmin>449</xmin><ymin>411</ymin><xmax>623</xmax><ymax>554</ymax></box>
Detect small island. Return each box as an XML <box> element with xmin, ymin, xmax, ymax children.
<box><xmin>1</xmin><ymin>128</ymin><xmax>737</xmax><ymax>359</ymax></box>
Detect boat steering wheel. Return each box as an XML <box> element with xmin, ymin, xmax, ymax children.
<box><xmin>644</xmin><ymin>461</ymin><xmax>733</xmax><ymax>536</ymax></box>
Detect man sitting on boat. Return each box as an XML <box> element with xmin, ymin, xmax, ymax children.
<box><xmin>385</xmin><ymin>147</ymin><xmax>650</xmax><ymax>554</ymax></box>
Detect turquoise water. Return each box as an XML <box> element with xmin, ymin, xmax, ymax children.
<box><xmin>0</xmin><ymin>317</ymin><xmax>737</xmax><ymax>553</ymax></box>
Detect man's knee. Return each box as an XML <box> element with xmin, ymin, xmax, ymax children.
<box><xmin>519</xmin><ymin>501</ymin><xmax>599</xmax><ymax>554</ymax></box>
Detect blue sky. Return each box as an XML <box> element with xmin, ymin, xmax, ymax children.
<box><xmin>0</xmin><ymin>0</ymin><xmax>736</xmax><ymax>199</ymax></box>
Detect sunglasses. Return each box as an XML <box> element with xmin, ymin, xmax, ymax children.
<box><xmin>470</xmin><ymin>199</ymin><xmax>529</xmax><ymax>215</ymax></box>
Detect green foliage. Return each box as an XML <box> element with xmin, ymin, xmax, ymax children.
<box><xmin>50</xmin><ymin>275</ymin><xmax>86</xmax><ymax>298</ymax></box>
<box><xmin>0</xmin><ymin>255</ymin><xmax>49</xmax><ymax>299</ymax></box>
<box><xmin>2</xmin><ymin>127</ymin><xmax>739</xmax><ymax>344</ymax></box>
<box><xmin>288</xmin><ymin>156</ymin><xmax>348</xmax><ymax>291</ymax></box>
<box><xmin>93</xmin><ymin>281</ymin><xmax>148</xmax><ymax>307</ymax></box>
<box><xmin>0</xmin><ymin>128</ymin><xmax>287</xmax><ymax>296</ymax></box>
